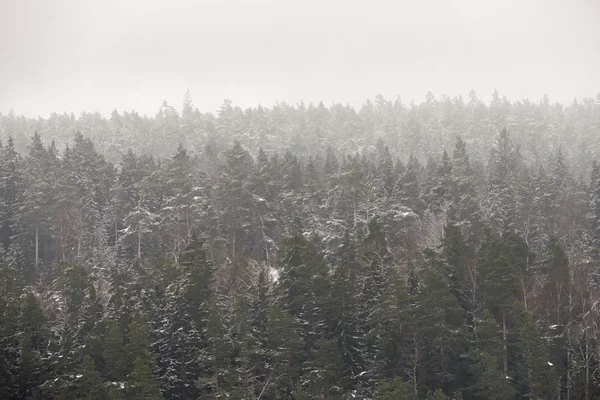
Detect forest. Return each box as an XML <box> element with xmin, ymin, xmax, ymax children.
<box><xmin>0</xmin><ymin>91</ymin><xmax>600</xmax><ymax>399</ymax></box>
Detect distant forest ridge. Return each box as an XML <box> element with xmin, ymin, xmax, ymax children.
<box><xmin>1</xmin><ymin>90</ymin><xmax>599</xmax><ymax>174</ymax></box>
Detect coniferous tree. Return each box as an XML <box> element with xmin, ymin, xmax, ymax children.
<box><xmin>278</xmin><ymin>233</ymin><xmax>329</xmax><ymax>360</ymax></box>
<box><xmin>267</xmin><ymin>303</ymin><xmax>303</xmax><ymax>399</ymax></box>
<box><xmin>374</xmin><ymin>377</ymin><xmax>417</xmax><ymax>400</ymax></box>
<box><xmin>483</xmin><ymin>129</ymin><xmax>522</xmax><ymax>231</ymax></box>
<box><xmin>328</xmin><ymin>231</ymin><xmax>364</xmax><ymax>390</ymax></box>
<box><xmin>126</xmin><ymin>313</ymin><xmax>161</xmax><ymax>400</ymax></box>
<box><xmin>18</xmin><ymin>290</ymin><xmax>49</xmax><ymax>398</ymax></box>
<box><xmin>103</xmin><ymin>321</ymin><xmax>128</xmax><ymax>383</ymax></box>
<box><xmin>477</xmin><ymin>230</ymin><xmax>521</xmax><ymax>394</ymax></box>
<box><xmin>79</xmin><ymin>355</ymin><xmax>107</xmax><ymax>400</ymax></box>
<box><xmin>0</xmin><ymin>137</ymin><xmax>23</xmax><ymax>263</ymax></box>
<box><xmin>418</xmin><ymin>249</ymin><xmax>465</xmax><ymax>395</ymax></box>
<box><xmin>450</xmin><ymin>137</ymin><xmax>481</xmax><ymax>242</ymax></box>
<box><xmin>0</xmin><ymin>255</ymin><xmax>21</xmax><ymax>398</ymax></box>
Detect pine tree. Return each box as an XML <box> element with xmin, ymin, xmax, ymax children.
<box><xmin>19</xmin><ymin>131</ymin><xmax>54</xmax><ymax>275</ymax></box>
<box><xmin>239</xmin><ymin>268</ymin><xmax>272</xmax><ymax>398</ymax></box>
<box><xmin>426</xmin><ymin>389</ymin><xmax>452</xmax><ymax>399</ymax></box>
<box><xmin>305</xmin><ymin>336</ymin><xmax>344</xmax><ymax>399</ymax></box>
<box><xmin>62</xmin><ymin>132</ymin><xmax>114</xmax><ymax>262</ymax></box>
<box><xmin>155</xmin><ymin>236</ymin><xmax>213</xmax><ymax>399</ymax></box>
<box><xmin>0</xmin><ymin>137</ymin><xmax>23</xmax><ymax>263</ymax></box>
<box><xmin>440</xmin><ymin>222</ymin><xmax>470</xmax><ymax>297</ymax></box>
<box><xmin>477</xmin><ymin>230</ymin><xmax>522</xmax><ymax>395</ymax></box>
<box><xmin>450</xmin><ymin>136</ymin><xmax>481</xmax><ymax>241</ymax></box>
<box><xmin>267</xmin><ymin>303</ymin><xmax>303</xmax><ymax>399</ymax></box>
<box><xmin>129</xmin><ymin>357</ymin><xmax>161</xmax><ymax>400</ymax></box>
<box><xmin>18</xmin><ymin>290</ymin><xmax>49</xmax><ymax>398</ymax></box>
<box><xmin>327</xmin><ymin>231</ymin><xmax>364</xmax><ymax>388</ymax></box>
<box><xmin>395</xmin><ymin>154</ymin><xmax>424</xmax><ymax>216</ymax></box>
<box><xmin>158</xmin><ymin>145</ymin><xmax>198</xmax><ymax>262</ymax></box>
<box><xmin>512</xmin><ymin>305</ymin><xmax>555</xmax><ymax>400</ymax></box>
<box><xmin>377</xmin><ymin>145</ymin><xmax>396</xmax><ymax>197</ymax></box>
<box><xmin>417</xmin><ymin>249</ymin><xmax>465</xmax><ymax>394</ymax></box>
<box><xmin>79</xmin><ymin>355</ymin><xmax>107</xmax><ymax>400</ymax></box>
<box><xmin>200</xmin><ymin>298</ymin><xmax>235</xmax><ymax>398</ymax></box>
<box><xmin>278</xmin><ymin>233</ymin><xmax>329</xmax><ymax>355</ymax></box>
<box><xmin>539</xmin><ymin>238</ymin><xmax>570</xmax><ymax>398</ymax></box>
<box><xmin>469</xmin><ymin>310</ymin><xmax>515</xmax><ymax>400</ymax></box>
<box><xmin>180</xmin><ymin>235</ymin><xmax>215</xmax><ymax>333</ymax></box>
<box><xmin>359</xmin><ymin>218</ymin><xmax>392</xmax><ymax>378</ymax></box>
<box><xmin>103</xmin><ymin>321</ymin><xmax>128</xmax><ymax>382</ymax></box>
<box><xmin>0</xmin><ymin>255</ymin><xmax>21</xmax><ymax>398</ymax></box>
<box><xmin>426</xmin><ymin>149</ymin><xmax>453</xmax><ymax>214</ymax></box>
<box><xmin>219</xmin><ymin>141</ymin><xmax>254</xmax><ymax>257</ymax></box>
<box><xmin>126</xmin><ymin>313</ymin><xmax>161</xmax><ymax>400</ymax></box>
<box><xmin>374</xmin><ymin>377</ymin><xmax>417</xmax><ymax>400</ymax></box>
<box><xmin>483</xmin><ymin>128</ymin><xmax>522</xmax><ymax>231</ymax></box>
<box><xmin>371</xmin><ymin>264</ymin><xmax>409</xmax><ymax>387</ymax></box>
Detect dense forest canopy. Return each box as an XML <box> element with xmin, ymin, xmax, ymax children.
<box><xmin>1</xmin><ymin>91</ymin><xmax>600</xmax><ymax>399</ymax></box>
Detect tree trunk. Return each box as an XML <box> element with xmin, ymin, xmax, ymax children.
<box><xmin>502</xmin><ymin>308</ymin><xmax>508</xmax><ymax>377</ymax></box>
<box><xmin>232</xmin><ymin>230</ymin><xmax>236</xmax><ymax>258</ymax></box>
<box><xmin>413</xmin><ymin>331</ymin><xmax>419</xmax><ymax>396</ymax></box>
<box><xmin>35</xmin><ymin>225</ymin><xmax>39</xmax><ymax>268</ymax></box>
<box><xmin>60</xmin><ymin>218</ymin><xmax>65</xmax><ymax>261</ymax></box>
<box><xmin>260</xmin><ymin>215</ymin><xmax>269</xmax><ymax>262</ymax></box>
<box><xmin>585</xmin><ymin>332</ymin><xmax>590</xmax><ymax>400</ymax></box>
<box><xmin>520</xmin><ymin>277</ymin><xmax>528</xmax><ymax>311</ymax></box>
<box><xmin>529</xmin><ymin>366</ymin><xmax>534</xmax><ymax>399</ymax></box>
<box><xmin>352</xmin><ymin>195</ymin><xmax>357</xmax><ymax>228</ymax></box>
<box><xmin>138</xmin><ymin>223</ymin><xmax>142</xmax><ymax>259</ymax></box>
<box><xmin>77</xmin><ymin>210</ymin><xmax>82</xmax><ymax>259</ymax></box>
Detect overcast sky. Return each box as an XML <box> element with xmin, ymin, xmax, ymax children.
<box><xmin>1</xmin><ymin>0</ymin><xmax>599</xmax><ymax>118</ymax></box>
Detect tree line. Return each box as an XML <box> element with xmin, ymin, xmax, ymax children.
<box><xmin>1</xmin><ymin>91</ymin><xmax>599</xmax><ymax>175</ymax></box>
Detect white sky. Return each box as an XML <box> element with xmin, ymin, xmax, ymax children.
<box><xmin>1</xmin><ymin>0</ymin><xmax>599</xmax><ymax>118</ymax></box>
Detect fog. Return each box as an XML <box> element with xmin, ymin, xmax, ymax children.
<box><xmin>3</xmin><ymin>2</ymin><xmax>600</xmax><ymax>398</ymax></box>
<box><xmin>1</xmin><ymin>0</ymin><xmax>599</xmax><ymax>117</ymax></box>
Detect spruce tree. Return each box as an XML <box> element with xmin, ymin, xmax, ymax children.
<box><xmin>450</xmin><ymin>136</ymin><xmax>481</xmax><ymax>241</ymax></box>
<box><xmin>483</xmin><ymin>128</ymin><xmax>522</xmax><ymax>231</ymax></box>
<box><xmin>79</xmin><ymin>355</ymin><xmax>107</xmax><ymax>400</ymax></box>
<box><xmin>328</xmin><ymin>231</ymin><xmax>364</xmax><ymax>388</ymax></box>
<box><xmin>418</xmin><ymin>249</ymin><xmax>465</xmax><ymax>394</ymax></box>
<box><xmin>267</xmin><ymin>303</ymin><xmax>303</xmax><ymax>399</ymax></box>
<box><xmin>278</xmin><ymin>233</ymin><xmax>329</xmax><ymax>356</ymax></box>
<box><xmin>512</xmin><ymin>305</ymin><xmax>555</xmax><ymax>400</ymax></box>
<box><xmin>103</xmin><ymin>321</ymin><xmax>128</xmax><ymax>382</ymax></box>
<box><xmin>477</xmin><ymin>230</ymin><xmax>522</xmax><ymax>395</ymax></box>
<box><xmin>469</xmin><ymin>310</ymin><xmax>515</xmax><ymax>400</ymax></box>
<box><xmin>374</xmin><ymin>377</ymin><xmax>417</xmax><ymax>400</ymax></box>
<box><xmin>126</xmin><ymin>313</ymin><xmax>161</xmax><ymax>400</ymax></box>
<box><xmin>0</xmin><ymin>255</ymin><xmax>20</xmax><ymax>398</ymax></box>
<box><xmin>18</xmin><ymin>290</ymin><xmax>49</xmax><ymax>398</ymax></box>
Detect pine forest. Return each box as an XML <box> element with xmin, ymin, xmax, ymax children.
<box><xmin>1</xmin><ymin>91</ymin><xmax>600</xmax><ymax>399</ymax></box>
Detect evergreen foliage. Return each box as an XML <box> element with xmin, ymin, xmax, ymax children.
<box><xmin>0</xmin><ymin>96</ymin><xmax>600</xmax><ymax>399</ymax></box>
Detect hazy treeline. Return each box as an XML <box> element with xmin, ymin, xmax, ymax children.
<box><xmin>1</xmin><ymin>91</ymin><xmax>600</xmax><ymax>174</ymax></box>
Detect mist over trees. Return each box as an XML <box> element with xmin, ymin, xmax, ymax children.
<box><xmin>2</xmin><ymin>91</ymin><xmax>600</xmax><ymax>175</ymax></box>
<box><xmin>1</xmin><ymin>91</ymin><xmax>600</xmax><ymax>399</ymax></box>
